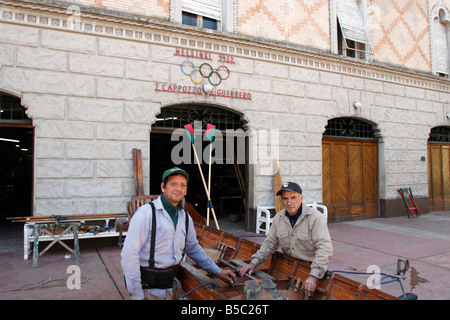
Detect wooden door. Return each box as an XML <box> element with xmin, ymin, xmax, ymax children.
<box><xmin>428</xmin><ymin>144</ymin><xmax>450</xmax><ymax>210</ymax></box>
<box><xmin>322</xmin><ymin>138</ymin><xmax>378</xmax><ymax>222</ymax></box>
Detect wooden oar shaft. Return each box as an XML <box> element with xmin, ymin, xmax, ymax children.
<box><xmin>206</xmin><ymin>144</ymin><xmax>212</xmax><ymax>227</ymax></box>
<box><xmin>191</xmin><ymin>144</ymin><xmax>220</xmax><ymax>230</ymax></box>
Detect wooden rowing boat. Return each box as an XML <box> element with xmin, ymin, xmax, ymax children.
<box><xmin>178</xmin><ymin>223</ymin><xmax>400</xmax><ymax>300</ymax></box>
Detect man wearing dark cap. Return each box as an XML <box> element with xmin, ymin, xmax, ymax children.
<box><xmin>121</xmin><ymin>166</ymin><xmax>236</xmax><ymax>300</ymax></box>
<box><xmin>238</xmin><ymin>182</ymin><xmax>332</xmax><ymax>296</ymax></box>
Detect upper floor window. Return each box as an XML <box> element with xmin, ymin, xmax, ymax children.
<box><xmin>431</xmin><ymin>1</ymin><xmax>450</xmax><ymax>78</ymax></box>
<box><xmin>182</xmin><ymin>11</ymin><xmax>218</xmax><ymax>30</ymax></box>
<box><xmin>335</xmin><ymin>0</ymin><xmax>372</xmax><ymax>60</ymax></box>
<box><xmin>173</xmin><ymin>0</ymin><xmax>234</xmax><ymax>33</ymax></box>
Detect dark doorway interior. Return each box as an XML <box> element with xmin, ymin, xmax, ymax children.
<box><xmin>150</xmin><ymin>132</ymin><xmax>246</xmax><ymax>221</ymax></box>
<box><xmin>0</xmin><ymin>126</ymin><xmax>34</xmax><ymax>223</ymax></box>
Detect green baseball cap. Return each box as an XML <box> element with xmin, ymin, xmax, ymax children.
<box><xmin>162</xmin><ymin>167</ymin><xmax>189</xmax><ymax>182</ymax></box>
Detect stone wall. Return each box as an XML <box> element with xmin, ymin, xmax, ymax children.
<box><xmin>20</xmin><ymin>0</ymin><xmax>449</xmax><ymax>74</ymax></box>
<box><xmin>0</xmin><ymin>1</ymin><xmax>449</xmax><ymax>219</ymax></box>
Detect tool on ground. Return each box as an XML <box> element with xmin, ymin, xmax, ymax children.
<box><xmin>396</xmin><ymin>258</ymin><xmax>409</xmax><ymax>276</ymax></box>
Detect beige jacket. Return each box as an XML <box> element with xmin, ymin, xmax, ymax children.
<box><xmin>251</xmin><ymin>204</ymin><xmax>333</xmax><ymax>279</ymax></box>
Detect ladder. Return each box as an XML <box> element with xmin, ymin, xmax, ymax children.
<box><xmin>397</xmin><ymin>188</ymin><xmax>422</xmax><ymax>218</ymax></box>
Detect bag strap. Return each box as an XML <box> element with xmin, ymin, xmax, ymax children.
<box><xmin>184</xmin><ymin>211</ymin><xmax>189</xmax><ymax>248</ymax></box>
<box><xmin>148</xmin><ymin>201</ymin><xmax>190</xmax><ymax>268</ymax></box>
<box><xmin>148</xmin><ymin>201</ymin><xmax>156</xmax><ymax>268</ymax></box>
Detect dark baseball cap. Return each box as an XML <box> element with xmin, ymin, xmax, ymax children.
<box><xmin>162</xmin><ymin>167</ymin><xmax>189</xmax><ymax>182</ymax></box>
<box><xmin>276</xmin><ymin>182</ymin><xmax>302</xmax><ymax>195</ymax></box>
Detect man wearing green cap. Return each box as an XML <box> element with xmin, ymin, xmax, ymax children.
<box><xmin>121</xmin><ymin>167</ymin><xmax>236</xmax><ymax>300</ymax></box>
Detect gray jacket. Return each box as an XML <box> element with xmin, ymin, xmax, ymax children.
<box><xmin>251</xmin><ymin>204</ymin><xmax>333</xmax><ymax>279</ymax></box>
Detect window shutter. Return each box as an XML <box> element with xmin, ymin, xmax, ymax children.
<box><xmin>434</xmin><ymin>17</ymin><xmax>449</xmax><ymax>75</ymax></box>
<box><xmin>182</xmin><ymin>0</ymin><xmax>222</xmax><ymax>21</ymax></box>
<box><xmin>336</xmin><ymin>0</ymin><xmax>370</xmax><ymax>44</ymax></box>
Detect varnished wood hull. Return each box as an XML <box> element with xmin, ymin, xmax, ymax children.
<box><xmin>179</xmin><ymin>223</ymin><xmax>399</xmax><ymax>300</ymax></box>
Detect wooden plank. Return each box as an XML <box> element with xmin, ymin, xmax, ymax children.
<box><xmin>133</xmin><ymin>148</ymin><xmax>144</xmax><ymax>196</ymax></box>
<box><xmin>273</xmin><ymin>160</ymin><xmax>284</xmax><ymax>213</ymax></box>
<box><xmin>363</xmin><ymin>142</ymin><xmax>378</xmax><ymax>203</ymax></box>
<box><xmin>181</xmin><ymin>261</ymin><xmax>218</xmax><ymax>284</ymax></box>
<box><xmin>8</xmin><ymin>213</ymin><xmax>127</xmax><ymax>223</ymax></box>
<box><xmin>349</xmin><ymin>142</ymin><xmax>363</xmax><ymax>205</ymax></box>
<box><xmin>442</xmin><ymin>146</ymin><xmax>450</xmax><ymax>201</ymax></box>
<box><xmin>322</xmin><ymin>141</ymin><xmax>332</xmax><ymax>206</ymax></box>
<box><xmin>333</xmin><ymin>141</ymin><xmax>349</xmax><ymax>206</ymax></box>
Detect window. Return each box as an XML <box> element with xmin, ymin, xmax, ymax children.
<box><xmin>0</xmin><ymin>93</ymin><xmax>30</xmax><ymax>123</ymax></box>
<box><xmin>154</xmin><ymin>104</ymin><xmax>243</xmax><ymax>131</ymax></box>
<box><xmin>181</xmin><ymin>11</ymin><xmax>218</xmax><ymax>30</ymax></box>
<box><xmin>429</xmin><ymin>126</ymin><xmax>450</xmax><ymax>143</ymax></box>
<box><xmin>181</xmin><ymin>0</ymin><xmax>221</xmax><ymax>30</ymax></box>
<box><xmin>335</xmin><ymin>0</ymin><xmax>372</xmax><ymax>60</ymax></box>
<box><xmin>182</xmin><ymin>11</ymin><xmax>198</xmax><ymax>27</ymax></box>
<box><xmin>173</xmin><ymin>0</ymin><xmax>234</xmax><ymax>33</ymax></box>
<box><xmin>324</xmin><ymin>118</ymin><xmax>375</xmax><ymax>139</ymax></box>
<box><xmin>202</xmin><ymin>16</ymin><xmax>217</xmax><ymax>30</ymax></box>
<box><xmin>431</xmin><ymin>2</ymin><xmax>450</xmax><ymax>77</ymax></box>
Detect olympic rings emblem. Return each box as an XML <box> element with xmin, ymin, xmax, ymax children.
<box><xmin>181</xmin><ymin>60</ymin><xmax>230</xmax><ymax>86</ymax></box>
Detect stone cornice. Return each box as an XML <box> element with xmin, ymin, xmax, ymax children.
<box><xmin>1</xmin><ymin>0</ymin><xmax>449</xmax><ymax>93</ymax></box>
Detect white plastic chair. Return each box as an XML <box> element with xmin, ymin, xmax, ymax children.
<box><xmin>305</xmin><ymin>202</ymin><xmax>328</xmax><ymax>220</ymax></box>
<box><xmin>256</xmin><ymin>203</ymin><xmax>328</xmax><ymax>235</ymax></box>
<box><xmin>256</xmin><ymin>206</ymin><xmax>275</xmax><ymax>235</ymax></box>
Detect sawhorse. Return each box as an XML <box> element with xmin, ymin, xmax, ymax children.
<box><xmin>32</xmin><ymin>222</ymin><xmax>80</xmax><ymax>268</ymax></box>
<box><xmin>397</xmin><ymin>188</ymin><xmax>422</xmax><ymax>218</ymax></box>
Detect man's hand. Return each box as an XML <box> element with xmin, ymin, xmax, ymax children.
<box><xmin>237</xmin><ymin>263</ymin><xmax>256</xmax><ymax>277</ymax></box>
<box><xmin>218</xmin><ymin>268</ymin><xmax>237</xmax><ymax>284</ymax></box>
<box><xmin>304</xmin><ymin>275</ymin><xmax>317</xmax><ymax>296</ymax></box>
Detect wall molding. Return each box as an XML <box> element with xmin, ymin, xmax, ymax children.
<box><xmin>0</xmin><ymin>0</ymin><xmax>449</xmax><ymax>93</ymax></box>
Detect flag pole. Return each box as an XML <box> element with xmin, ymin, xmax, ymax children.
<box><xmin>205</xmin><ymin>123</ymin><xmax>216</xmax><ymax>228</ymax></box>
<box><xmin>207</xmin><ymin>147</ymin><xmax>212</xmax><ymax>226</ymax></box>
<box><xmin>191</xmin><ymin>144</ymin><xmax>219</xmax><ymax>229</ymax></box>
<box><xmin>184</xmin><ymin>123</ymin><xmax>220</xmax><ymax>230</ymax></box>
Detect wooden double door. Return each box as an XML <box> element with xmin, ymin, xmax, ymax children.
<box><xmin>428</xmin><ymin>143</ymin><xmax>450</xmax><ymax>211</ymax></box>
<box><xmin>322</xmin><ymin>138</ymin><xmax>378</xmax><ymax>222</ymax></box>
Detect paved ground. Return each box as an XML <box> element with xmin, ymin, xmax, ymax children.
<box><xmin>0</xmin><ymin>211</ymin><xmax>449</xmax><ymax>300</ymax></box>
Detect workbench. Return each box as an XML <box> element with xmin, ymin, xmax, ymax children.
<box><xmin>10</xmin><ymin>214</ymin><xmax>128</xmax><ymax>267</ymax></box>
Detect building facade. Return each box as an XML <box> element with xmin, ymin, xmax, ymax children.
<box><xmin>0</xmin><ymin>0</ymin><xmax>449</xmax><ymax>229</ymax></box>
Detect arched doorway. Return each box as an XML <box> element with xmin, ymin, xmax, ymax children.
<box><xmin>0</xmin><ymin>92</ymin><xmax>34</xmax><ymax>223</ymax></box>
<box><xmin>150</xmin><ymin>104</ymin><xmax>248</xmax><ymax>227</ymax></box>
<box><xmin>322</xmin><ymin>117</ymin><xmax>378</xmax><ymax>222</ymax></box>
<box><xmin>427</xmin><ymin>126</ymin><xmax>450</xmax><ymax>211</ymax></box>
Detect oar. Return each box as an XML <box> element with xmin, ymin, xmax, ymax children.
<box><xmin>184</xmin><ymin>123</ymin><xmax>220</xmax><ymax>230</ymax></box>
<box><xmin>205</xmin><ymin>123</ymin><xmax>216</xmax><ymax>227</ymax></box>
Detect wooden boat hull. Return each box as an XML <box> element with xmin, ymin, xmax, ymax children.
<box><xmin>178</xmin><ymin>223</ymin><xmax>399</xmax><ymax>300</ymax></box>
